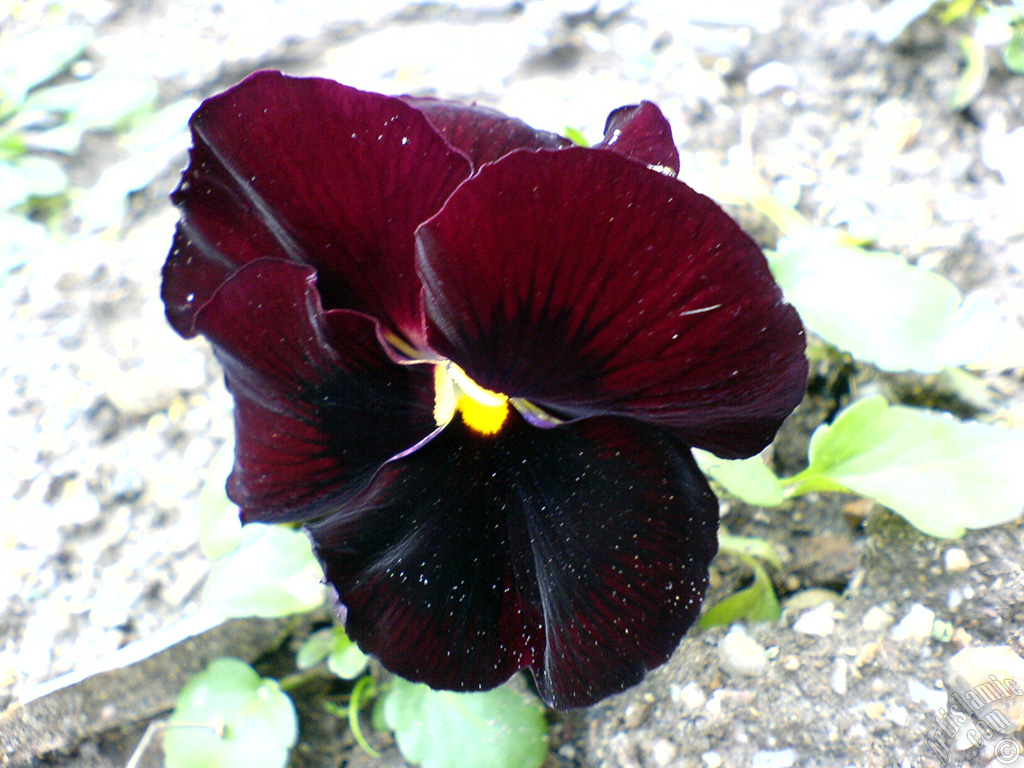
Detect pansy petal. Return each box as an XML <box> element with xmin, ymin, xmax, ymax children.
<box><xmin>163</xmin><ymin>70</ymin><xmax>471</xmax><ymax>344</ymax></box>
<box><xmin>401</xmin><ymin>96</ymin><xmax>572</xmax><ymax>168</ymax></box>
<box><xmin>194</xmin><ymin>259</ymin><xmax>437</xmax><ymax>523</ymax></box>
<box><xmin>418</xmin><ymin>148</ymin><xmax>807</xmax><ymax>459</ymax></box>
<box><xmin>309</xmin><ymin>411</ymin><xmax>718</xmax><ymax>709</ymax></box>
<box><xmin>594</xmin><ymin>101</ymin><xmax>680</xmax><ymax>175</ymax></box>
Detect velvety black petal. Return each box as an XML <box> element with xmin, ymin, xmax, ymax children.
<box><xmin>309</xmin><ymin>411</ymin><xmax>718</xmax><ymax>709</ymax></box>
<box><xmin>401</xmin><ymin>95</ymin><xmax>572</xmax><ymax>169</ymax></box>
<box><xmin>594</xmin><ymin>101</ymin><xmax>680</xmax><ymax>175</ymax></box>
<box><xmin>418</xmin><ymin>148</ymin><xmax>807</xmax><ymax>459</ymax></box>
<box><xmin>163</xmin><ymin>70</ymin><xmax>471</xmax><ymax>345</ymax></box>
<box><xmin>193</xmin><ymin>259</ymin><xmax>437</xmax><ymax>523</ymax></box>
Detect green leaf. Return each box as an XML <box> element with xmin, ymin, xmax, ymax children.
<box><xmin>693</xmin><ymin>449</ymin><xmax>784</xmax><ymax>507</ymax></box>
<box><xmin>717</xmin><ymin>531</ymin><xmax>783</xmax><ymax>571</ymax></box>
<box><xmin>296</xmin><ymin>627</ymin><xmax>335</xmax><ymax>670</ymax></box>
<box><xmin>788</xmin><ymin>395</ymin><xmax>1024</xmax><ymax>538</ymax></box>
<box><xmin>164</xmin><ymin>657</ymin><xmax>297</xmax><ymax>768</ymax></box>
<box><xmin>1003</xmin><ymin>27</ymin><xmax>1024</xmax><ymax>73</ymax></box>
<box><xmin>0</xmin><ymin>26</ymin><xmax>92</xmax><ymax>118</ymax></box>
<box><xmin>198</xmin><ymin>439</ymin><xmax>242</xmax><ymax>559</ymax></box>
<box><xmin>296</xmin><ymin>626</ymin><xmax>369</xmax><ymax>679</ymax></box>
<box><xmin>767</xmin><ymin>229</ymin><xmax>1000</xmax><ymax>372</ymax></box>
<box><xmin>950</xmin><ymin>33</ymin><xmax>989</xmax><ymax>110</ymax></box>
<box><xmin>203</xmin><ymin>524</ymin><xmax>325</xmax><ymax>617</ymax></box>
<box><xmin>698</xmin><ymin>556</ymin><xmax>780</xmax><ymax>628</ymax></box>
<box><xmin>939</xmin><ymin>0</ymin><xmax>977</xmax><ymax>24</ymax></box>
<box><xmin>21</xmin><ymin>71</ymin><xmax>158</xmax><ymax>131</ymax></box>
<box><xmin>379</xmin><ymin>679</ymin><xmax>548</xmax><ymax>768</ymax></box>
<box><xmin>563</xmin><ymin>126</ymin><xmax>589</xmax><ymax>147</ymax></box>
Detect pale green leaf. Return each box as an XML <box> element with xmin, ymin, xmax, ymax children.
<box><xmin>198</xmin><ymin>439</ymin><xmax>242</xmax><ymax>559</ymax></box>
<box><xmin>327</xmin><ymin>635</ymin><xmax>369</xmax><ymax>679</ymax></box>
<box><xmin>790</xmin><ymin>396</ymin><xmax>1024</xmax><ymax>538</ymax></box>
<box><xmin>768</xmin><ymin>229</ymin><xmax>1000</xmax><ymax>372</ymax></box>
<box><xmin>1003</xmin><ymin>28</ymin><xmax>1024</xmax><ymax>73</ymax></box>
<box><xmin>950</xmin><ymin>33</ymin><xmax>989</xmax><ymax>110</ymax></box>
<box><xmin>19</xmin><ymin>71</ymin><xmax>157</xmax><ymax>141</ymax></box>
<box><xmin>296</xmin><ymin>626</ymin><xmax>369</xmax><ymax>679</ymax></box>
<box><xmin>0</xmin><ymin>26</ymin><xmax>92</xmax><ymax>117</ymax></box>
<box><xmin>295</xmin><ymin>627</ymin><xmax>334</xmax><ymax>670</ymax></box>
<box><xmin>164</xmin><ymin>657</ymin><xmax>297</xmax><ymax>768</ymax></box>
<box><xmin>563</xmin><ymin>126</ymin><xmax>589</xmax><ymax>147</ymax></box>
<box><xmin>380</xmin><ymin>679</ymin><xmax>548</xmax><ymax>768</ymax></box>
<box><xmin>698</xmin><ymin>556</ymin><xmax>779</xmax><ymax>628</ymax></box>
<box><xmin>693</xmin><ymin>449</ymin><xmax>784</xmax><ymax>507</ymax></box>
<box><xmin>717</xmin><ymin>531</ymin><xmax>783</xmax><ymax>571</ymax></box>
<box><xmin>203</xmin><ymin>524</ymin><xmax>325</xmax><ymax>618</ymax></box>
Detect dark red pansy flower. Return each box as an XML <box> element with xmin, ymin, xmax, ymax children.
<box><xmin>162</xmin><ymin>70</ymin><xmax>807</xmax><ymax>709</ymax></box>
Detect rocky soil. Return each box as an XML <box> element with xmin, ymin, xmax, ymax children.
<box><xmin>2</xmin><ymin>1</ymin><xmax>1023</xmax><ymax>767</ymax></box>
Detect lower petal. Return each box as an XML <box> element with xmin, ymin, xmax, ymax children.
<box><xmin>309</xmin><ymin>412</ymin><xmax>718</xmax><ymax>709</ymax></box>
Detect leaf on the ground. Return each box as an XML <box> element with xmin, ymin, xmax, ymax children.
<box><xmin>788</xmin><ymin>395</ymin><xmax>1024</xmax><ymax>538</ymax></box>
<box><xmin>698</xmin><ymin>555</ymin><xmax>780</xmax><ymax>628</ymax></box>
<box><xmin>767</xmin><ymin>229</ymin><xmax>1000</xmax><ymax>372</ymax></box>
<box><xmin>1003</xmin><ymin>27</ymin><xmax>1024</xmax><ymax>73</ymax></box>
<box><xmin>199</xmin><ymin>439</ymin><xmax>242</xmax><ymax>559</ymax></box>
<box><xmin>203</xmin><ymin>524</ymin><xmax>325</xmax><ymax>618</ymax></box>
<box><xmin>379</xmin><ymin>678</ymin><xmax>548</xmax><ymax>768</ymax></box>
<box><xmin>0</xmin><ymin>26</ymin><xmax>92</xmax><ymax>117</ymax></box>
<box><xmin>164</xmin><ymin>657</ymin><xmax>297</xmax><ymax>768</ymax></box>
<box><xmin>717</xmin><ymin>530</ymin><xmax>783</xmax><ymax>571</ymax></box>
<box><xmin>563</xmin><ymin>126</ymin><xmax>589</xmax><ymax>147</ymax></box>
<box><xmin>950</xmin><ymin>33</ymin><xmax>989</xmax><ymax>110</ymax></box>
<box><xmin>20</xmin><ymin>71</ymin><xmax>158</xmax><ymax>152</ymax></box>
<box><xmin>296</xmin><ymin>626</ymin><xmax>368</xmax><ymax>679</ymax></box>
<box><xmin>693</xmin><ymin>449</ymin><xmax>784</xmax><ymax>507</ymax></box>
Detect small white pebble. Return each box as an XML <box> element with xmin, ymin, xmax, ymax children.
<box><xmin>674</xmin><ymin>681</ymin><xmax>707</xmax><ymax>711</ymax></box>
<box><xmin>888</xmin><ymin>703</ymin><xmax>910</xmax><ymax>727</ymax></box>
<box><xmin>830</xmin><ymin>658</ymin><xmax>849</xmax><ymax>695</ymax></box>
<box><xmin>944</xmin><ymin>547</ymin><xmax>971</xmax><ymax>573</ymax></box>
<box><xmin>861</xmin><ymin>606</ymin><xmax>895</xmax><ymax>632</ymax></box>
<box><xmin>719</xmin><ymin>629</ymin><xmax>768</xmax><ymax>676</ymax></box>
<box><xmin>751</xmin><ymin>748</ymin><xmax>798</xmax><ymax>768</ymax></box>
<box><xmin>651</xmin><ymin>739</ymin><xmax>678</xmax><ymax>767</ymax></box>
<box><xmin>890</xmin><ymin>603</ymin><xmax>936</xmax><ymax>642</ymax></box>
<box><xmin>702</xmin><ymin>751</ymin><xmax>723</xmax><ymax>768</ymax></box>
<box><xmin>793</xmin><ymin>601</ymin><xmax>836</xmax><ymax>636</ymax></box>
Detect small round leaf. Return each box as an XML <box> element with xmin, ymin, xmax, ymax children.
<box><xmin>164</xmin><ymin>657</ymin><xmax>297</xmax><ymax>768</ymax></box>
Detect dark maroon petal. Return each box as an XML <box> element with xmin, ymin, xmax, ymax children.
<box><xmin>418</xmin><ymin>148</ymin><xmax>807</xmax><ymax>459</ymax></box>
<box><xmin>194</xmin><ymin>259</ymin><xmax>436</xmax><ymax>523</ymax></box>
<box><xmin>163</xmin><ymin>70</ymin><xmax>471</xmax><ymax>345</ymax></box>
<box><xmin>309</xmin><ymin>411</ymin><xmax>718</xmax><ymax>709</ymax></box>
<box><xmin>594</xmin><ymin>101</ymin><xmax>680</xmax><ymax>175</ymax></box>
<box><xmin>401</xmin><ymin>95</ymin><xmax>572</xmax><ymax>168</ymax></box>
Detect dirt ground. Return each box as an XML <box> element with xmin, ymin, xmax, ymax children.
<box><xmin>2</xmin><ymin>1</ymin><xmax>1023</xmax><ymax>767</ymax></box>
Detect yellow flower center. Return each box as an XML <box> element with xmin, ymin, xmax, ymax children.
<box><xmin>433</xmin><ymin>363</ymin><xmax>509</xmax><ymax>436</ymax></box>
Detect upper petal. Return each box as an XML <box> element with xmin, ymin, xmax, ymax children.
<box><xmin>594</xmin><ymin>101</ymin><xmax>680</xmax><ymax>175</ymax></box>
<box><xmin>163</xmin><ymin>70</ymin><xmax>472</xmax><ymax>345</ymax></box>
<box><xmin>309</xmin><ymin>411</ymin><xmax>718</xmax><ymax>709</ymax></box>
<box><xmin>193</xmin><ymin>259</ymin><xmax>437</xmax><ymax>523</ymax></box>
<box><xmin>418</xmin><ymin>148</ymin><xmax>807</xmax><ymax>459</ymax></box>
<box><xmin>400</xmin><ymin>96</ymin><xmax>572</xmax><ymax>169</ymax></box>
